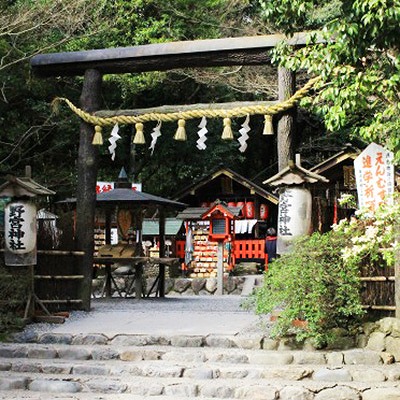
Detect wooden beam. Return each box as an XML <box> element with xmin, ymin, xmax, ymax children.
<box><xmin>30</xmin><ymin>32</ymin><xmax>324</xmax><ymax>77</ymax></box>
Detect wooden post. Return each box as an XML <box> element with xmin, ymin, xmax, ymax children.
<box><xmin>104</xmin><ymin>208</ymin><xmax>112</xmax><ymax>298</ymax></box>
<box><xmin>396</xmin><ymin>216</ymin><xmax>400</xmax><ymax>319</ymax></box>
<box><xmin>216</xmin><ymin>242</ymin><xmax>224</xmax><ymax>295</ymax></box>
<box><xmin>277</xmin><ymin>67</ymin><xmax>296</xmax><ymax>171</ymax></box>
<box><xmin>158</xmin><ymin>208</ymin><xmax>166</xmax><ymax>297</ymax></box>
<box><xmin>76</xmin><ymin>69</ymin><xmax>102</xmax><ymax>311</ymax></box>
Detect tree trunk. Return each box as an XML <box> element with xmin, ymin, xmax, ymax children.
<box><xmin>76</xmin><ymin>69</ymin><xmax>102</xmax><ymax>311</ymax></box>
<box><xmin>277</xmin><ymin>67</ymin><xmax>296</xmax><ymax>171</ymax></box>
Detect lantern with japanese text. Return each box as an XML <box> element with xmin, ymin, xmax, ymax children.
<box><xmin>5</xmin><ymin>201</ymin><xmax>37</xmax><ymax>255</ymax></box>
<box><xmin>0</xmin><ymin>168</ymin><xmax>55</xmax><ymax>266</ymax></box>
<box><xmin>260</xmin><ymin>204</ymin><xmax>269</xmax><ymax>220</ymax></box>
<box><xmin>245</xmin><ymin>201</ymin><xmax>255</xmax><ymax>219</ymax></box>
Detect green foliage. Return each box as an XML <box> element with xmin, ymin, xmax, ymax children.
<box><xmin>250</xmin><ymin>231</ymin><xmax>364</xmax><ymax>347</ymax></box>
<box><xmin>0</xmin><ymin>265</ymin><xmax>30</xmax><ymax>340</ymax></box>
<box><xmin>261</xmin><ymin>0</ymin><xmax>400</xmax><ymax>162</ymax></box>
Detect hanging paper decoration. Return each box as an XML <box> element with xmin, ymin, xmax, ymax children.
<box><xmin>263</xmin><ymin>114</ymin><xmax>274</xmax><ymax>135</ymax></box>
<box><xmin>238</xmin><ymin>114</ymin><xmax>250</xmax><ymax>153</ymax></box>
<box><xmin>133</xmin><ymin>122</ymin><xmax>145</xmax><ymax>144</ymax></box>
<box><xmin>174</xmin><ymin>119</ymin><xmax>187</xmax><ymax>141</ymax></box>
<box><xmin>221</xmin><ymin>118</ymin><xmax>234</xmax><ymax>140</ymax></box>
<box><xmin>196</xmin><ymin>117</ymin><xmax>208</xmax><ymax>150</ymax></box>
<box><xmin>149</xmin><ymin>121</ymin><xmax>162</xmax><ymax>155</ymax></box>
<box><xmin>108</xmin><ymin>123</ymin><xmax>121</xmax><ymax>161</ymax></box>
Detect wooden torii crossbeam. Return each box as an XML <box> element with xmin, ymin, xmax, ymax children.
<box><xmin>30</xmin><ymin>32</ymin><xmax>324</xmax><ymax>311</ymax></box>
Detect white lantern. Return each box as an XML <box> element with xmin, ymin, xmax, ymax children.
<box><xmin>4</xmin><ymin>201</ymin><xmax>37</xmax><ymax>254</ymax></box>
<box><xmin>277</xmin><ymin>187</ymin><xmax>312</xmax><ymax>254</ymax></box>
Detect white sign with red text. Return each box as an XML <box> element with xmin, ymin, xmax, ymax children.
<box><xmin>354</xmin><ymin>143</ymin><xmax>394</xmax><ymax>212</ymax></box>
<box><xmin>96</xmin><ymin>181</ymin><xmax>142</xmax><ymax>194</ymax></box>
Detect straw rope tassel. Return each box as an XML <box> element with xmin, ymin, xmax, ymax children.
<box><xmin>263</xmin><ymin>115</ymin><xmax>274</xmax><ymax>135</ymax></box>
<box><xmin>92</xmin><ymin>125</ymin><xmax>103</xmax><ymax>145</ymax></box>
<box><xmin>133</xmin><ymin>122</ymin><xmax>145</xmax><ymax>144</ymax></box>
<box><xmin>221</xmin><ymin>118</ymin><xmax>233</xmax><ymax>140</ymax></box>
<box><xmin>174</xmin><ymin>119</ymin><xmax>187</xmax><ymax>141</ymax></box>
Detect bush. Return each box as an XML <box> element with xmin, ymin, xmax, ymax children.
<box><xmin>248</xmin><ymin>230</ymin><xmax>365</xmax><ymax>347</ymax></box>
<box><xmin>0</xmin><ymin>264</ymin><xmax>30</xmax><ymax>340</ymax></box>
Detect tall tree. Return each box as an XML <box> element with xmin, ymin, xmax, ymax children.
<box><xmin>260</xmin><ymin>0</ymin><xmax>400</xmax><ymax>160</ymax></box>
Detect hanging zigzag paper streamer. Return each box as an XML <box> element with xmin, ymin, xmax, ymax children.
<box><xmin>108</xmin><ymin>123</ymin><xmax>121</xmax><ymax>161</ymax></box>
<box><xmin>238</xmin><ymin>115</ymin><xmax>250</xmax><ymax>153</ymax></box>
<box><xmin>149</xmin><ymin>121</ymin><xmax>162</xmax><ymax>155</ymax></box>
<box><xmin>196</xmin><ymin>117</ymin><xmax>208</xmax><ymax>150</ymax></box>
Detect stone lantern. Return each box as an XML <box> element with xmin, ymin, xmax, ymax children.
<box><xmin>263</xmin><ymin>156</ymin><xmax>328</xmax><ymax>255</ymax></box>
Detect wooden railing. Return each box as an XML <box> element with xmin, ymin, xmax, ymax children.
<box><xmin>175</xmin><ymin>239</ymin><xmax>268</xmax><ymax>267</ymax></box>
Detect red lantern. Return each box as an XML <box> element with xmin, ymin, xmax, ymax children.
<box><xmin>260</xmin><ymin>204</ymin><xmax>269</xmax><ymax>220</ymax></box>
<box><xmin>245</xmin><ymin>201</ymin><xmax>255</xmax><ymax>219</ymax></box>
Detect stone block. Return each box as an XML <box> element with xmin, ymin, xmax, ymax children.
<box><xmin>0</xmin><ymin>361</ymin><xmax>11</xmax><ymax>371</ymax></box>
<box><xmin>11</xmin><ymin>362</ymin><xmax>42</xmax><ymax>373</ymax></box>
<box><xmin>248</xmin><ymin>351</ymin><xmax>293</xmax><ymax>365</ymax></box>
<box><xmin>262</xmin><ymin>366</ymin><xmax>313</xmax><ymax>380</ymax></box>
<box><xmin>362</xmin><ymin>387</ymin><xmax>400</xmax><ymax>400</ymax></box>
<box><xmin>262</xmin><ymin>338</ymin><xmax>279</xmax><ymax>350</ymax></box>
<box><xmin>313</xmin><ymin>367</ymin><xmax>352</xmax><ymax>382</ymax></box>
<box><xmin>325</xmin><ymin>351</ymin><xmax>344</xmax><ymax>366</ymax></box>
<box><xmin>57</xmin><ymin>347</ymin><xmax>91</xmax><ymax>360</ymax></box>
<box><xmin>314</xmin><ymin>386</ymin><xmax>360</xmax><ymax>400</ymax></box>
<box><xmin>377</xmin><ymin>317</ymin><xmax>399</xmax><ymax>335</ymax></box>
<box><xmin>38</xmin><ymin>333</ymin><xmax>73</xmax><ymax>345</ymax></box>
<box><xmin>29</xmin><ymin>379</ymin><xmax>81</xmax><ymax>393</ymax></box>
<box><xmin>91</xmin><ymin>347</ymin><xmax>119</xmax><ymax>360</ymax></box>
<box><xmin>140</xmin><ymin>365</ymin><xmax>183</xmax><ymax>378</ymax></box>
<box><xmin>366</xmin><ymin>331</ymin><xmax>386</xmax><ymax>352</ymax></box>
<box><xmin>199</xmin><ymin>382</ymin><xmax>234</xmax><ymax>398</ymax></box>
<box><xmin>28</xmin><ymin>347</ymin><xmax>57</xmax><ymax>359</ymax></box>
<box><xmin>234</xmin><ymin>385</ymin><xmax>278</xmax><ymax>400</ymax></box>
<box><xmin>111</xmin><ymin>334</ymin><xmax>157</xmax><ymax>346</ymax></box>
<box><xmin>163</xmin><ymin>383</ymin><xmax>198</xmax><ymax>397</ymax></box>
<box><xmin>173</xmin><ymin>278</ymin><xmax>191</xmax><ymax>293</ymax></box>
<box><xmin>0</xmin><ymin>377</ymin><xmax>28</xmax><ymax>390</ymax></box>
<box><xmin>205</xmin><ymin>335</ymin><xmax>235</xmax><ymax>348</ymax></box>
<box><xmin>293</xmin><ymin>351</ymin><xmax>326</xmax><ymax>365</ymax></box>
<box><xmin>183</xmin><ymin>367</ymin><xmax>214</xmax><ymax>379</ymax></box>
<box><xmin>72</xmin><ymin>364</ymin><xmax>110</xmax><ymax>376</ymax></box>
<box><xmin>351</xmin><ymin>368</ymin><xmax>386</xmax><ymax>382</ymax></box>
<box><xmin>208</xmin><ymin>352</ymin><xmax>249</xmax><ymax>364</ymax></box>
<box><xmin>84</xmin><ymin>380</ymin><xmax>127</xmax><ymax>393</ymax></box>
<box><xmin>170</xmin><ymin>335</ymin><xmax>204</xmax><ymax>347</ymax></box>
<box><xmin>385</xmin><ymin>336</ymin><xmax>400</xmax><ymax>361</ymax></box>
<box><xmin>279</xmin><ymin>386</ymin><xmax>314</xmax><ymax>400</ymax></box>
<box><xmin>119</xmin><ymin>350</ymin><xmax>143</xmax><ymax>361</ymax></box>
<box><xmin>217</xmin><ymin>367</ymin><xmax>250</xmax><ymax>379</ymax></box>
<box><xmin>71</xmin><ymin>333</ymin><xmax>108</xmax><ymax>345</ymax></box>
<box><xmin>191</xmin><ymin>278</ymin><xmax>206</xmax><ymax>293</ymax></box>
<box><xmin>343</xmin><ymin>349</ymin><xmax>382</xmax><ymax>365</ymax></box>
<box><xmin>205</xmin><ymin>278</ymin><xmax>217</xmax><ymax>293</ymax></box>
<box><xmin>233</xmin><ymin>335</ymin><xmax>263</xmax><ymax>349</ymax></box>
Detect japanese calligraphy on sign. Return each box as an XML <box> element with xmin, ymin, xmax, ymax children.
<box><xmin>354</xmin><ymin>143</ymin><xmax>394</xmax><ymax>212</ymax></box>
<box><xmin>277</xmin><ymin>187</ymin><xmax>312</xmax><ymax>254</ymax></box>
<box><xmin>96</xmin><ymin>181</ymin><xmax>142</xmax><ymax>194</ymax></box>
<box><xmin>4</xmin><ymin>201</ymin><xmax>36</xmax><ymax>254</ymax></box>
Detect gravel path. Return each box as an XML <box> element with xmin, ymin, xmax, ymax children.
<box><xmin>20</xmin><ymin>295</ymin><xmax>272</xmax><ymax>337</ymax></box>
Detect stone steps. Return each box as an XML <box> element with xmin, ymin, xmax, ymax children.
<box><xmin>1</xmin><ymin>334</ymin><xmax>400</xmax><ymax>399</ymax></box>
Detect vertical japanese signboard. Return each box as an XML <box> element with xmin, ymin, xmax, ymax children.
<box><xmin>4</xmin><ymin>201</ymin><xmax>37</xmax><ymax>265</ymax></box>
<box><xmin>354</xmin><ymin>143</ymin><xmax>394</xmax><ymax>212</ymax></box>
<box><xmin>277</xmin><ymin>187</ymin><xmax>312</xmax><ymax>254</ymax></box>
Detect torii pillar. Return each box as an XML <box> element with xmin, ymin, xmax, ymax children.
<box><xmin>76</xmin><ymin>69</ymin><xmax>102</xmax><ymax>311</ymax></box>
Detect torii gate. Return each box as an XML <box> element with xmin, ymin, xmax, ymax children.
<box><xmin>30</xmin><ymin>32</ymin><xmax>322</xmax><ymax>311</ymax></box>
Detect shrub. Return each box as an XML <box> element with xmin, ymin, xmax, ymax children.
<box><xmin>0</xmin><ymin>264</ymin><xmax>30</xmax><ymax>340</ymax></box>
<box><xmin>248</xmin><ymin>230</ymin><xmax>365</xmax><ymax>347</ymax></box>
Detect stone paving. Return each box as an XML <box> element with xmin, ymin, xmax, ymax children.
<box><xmin>0</xmin><ymin>296</ymin><xmax>400</xmax><ymax>399</ymax></box>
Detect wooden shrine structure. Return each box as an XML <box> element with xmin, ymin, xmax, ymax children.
<box><xmin>30</xmin><ymin>32</ymin><xmax>331</xmax><ymax>311</ymax></box>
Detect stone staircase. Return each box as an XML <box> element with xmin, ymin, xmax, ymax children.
<box><xmin>1</xmin><ymin>331</ymin><xmax>400</xmax><ymax>399</ymax></box>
